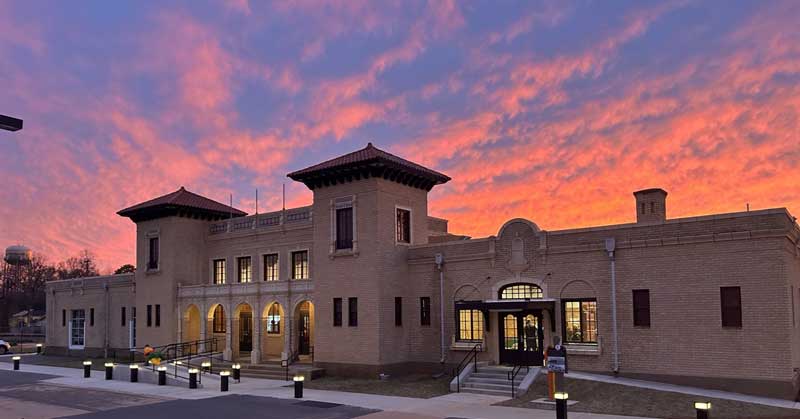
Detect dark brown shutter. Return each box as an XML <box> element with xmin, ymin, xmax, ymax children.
<box><xmin>720</xmin><ymin>287</ymin><xmax>742</xmax><ymax>328</ymax></box>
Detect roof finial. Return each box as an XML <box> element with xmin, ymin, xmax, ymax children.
<box><xmin>366</xmin><ymin>142</ymin><xmax>373</xmax><ymax>148</ymax></box>
<box><xmin>179</xmin><ymin>186</ymin><xmax>185</xmax><ymax>191</ymax></box>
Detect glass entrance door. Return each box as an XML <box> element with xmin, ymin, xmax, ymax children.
<box><xmin>239</xmin><ymin>312</ymin><xmax>252</xmax><ymax>352</ymax></box>
<box><xmin>498</xmin><ymin>310</ymin><xmax>544</xmax><ymax>365</ymax></box>
<box><xmin>69</xmin><ymin>309</ymin><xmax>85</xmax><ymax>349</ymax></box>
<box><xmin>298</xmin><ymin>308</ymin><xmax>310</xmax><ymax>355</ymax></box>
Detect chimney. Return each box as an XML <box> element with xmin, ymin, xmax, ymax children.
<box><xmin>633</xmin><ymin>188</ymin><xmax>667</xmax><ymax>223</ymax></box>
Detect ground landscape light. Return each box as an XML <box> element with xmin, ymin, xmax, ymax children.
<box><xmin>220</xmin><ymin>371</ymin><xmax>230</xmax><ymax>376</ymax></box>
<box><xmin>694</xmin><ymin>402</ymin><xmax>711</xmax><ymax>410</ymax></box>
<box><xmin>188</xmin><ymin>368</ymin><xmax>198</xmax><ymax>374</ymax></box>
<box><xmin>554</xmin><ymin>392</ymin><xmax>569</xmax><ymax>400</ymax></box>
<box><xmin>129</xmin><ymin>364</ymin><xmax>139</xmax><ymax>369</ymax></box>
<box><xmin>12</xmin><ymin>356</ymin><xmax>20</xmax><ymax>361</ymax></box>
<box><xmin>157</xmin><ymin>366</ymin><xmax>167</xmax><ymax>371</ymax></box>
<box><xmin>293</xmin><ymin>375</ymin><xmax>305</xmax><ymax>382</ymax></box>
<box><xmin>83</xmin><ymin>361</ymin><xmax>92</xmax><ymax>366</ymax></box>
<box><xmin>104</xmin><ymin>362</ymin><xmax>114</xmax><ymax>367</ymax></box>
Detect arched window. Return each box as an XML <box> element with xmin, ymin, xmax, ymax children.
<box><xmin>499</xmin><ymin>283</ymin><xmax>543</xmax><ymax>299</ymax></box>
<box><xmin>267</xmin><ymin>303</ymin><xmax>281</xmax><ymax>334</ymax></box>
<box><xmin>212</xmin><ymin>305</ymin><xmax>225</xmax><ymax>333</ymax></box>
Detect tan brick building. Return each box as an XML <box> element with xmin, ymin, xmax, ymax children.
<box><xmin>46</xmin><ymin>143</ymin><xmax>800</xmax><ymax>398</ymax></box>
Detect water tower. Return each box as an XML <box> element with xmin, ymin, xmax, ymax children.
<box><xmin>2</xmin><ymin>245</ymin><xmax>32</xmax><ymax>299</ymax></box>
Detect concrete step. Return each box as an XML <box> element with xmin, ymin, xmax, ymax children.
<box><xmin>465</xmin><ymin>377</ymin><xmax>510</xmax><ymax>385</ymax></box>
<box><xmin>463</xmin><ymin>381</ymin><xmax>515</xmax><ymax>391</ymax></box>
<box><xmin>460</xmin><ymin>387</ymin><xmax>512</xmax><ymax>397</ymax></box>
<box><xmin>470</xmin><ymin>372</ymin><xmax>509</xmax><ymax>380</ymax></box>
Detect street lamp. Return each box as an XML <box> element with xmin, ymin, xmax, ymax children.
<box><xmin>0</xmin><ymin>114</ymin><xmax>23</xmax><ymax>132</ymax></box>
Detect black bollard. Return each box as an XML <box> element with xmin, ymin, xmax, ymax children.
<box><xmin>12</xmin><ymin>356</ymin><xmax>20</xmax><ymax>370</ymax></box>
<box><xmin>104</xmin><ymin>363</ymin><xmax>114</xmax><ymax>380</ymax></box>
<box><xmin>232</xmin><ymin>363</ymin><xmax>241</xmax><ymax>382</ymax></box>
<box><xmin>554</xmin><ymin>392</ymin><xmax>568</xmax><ymax>419</ymax></box>
<box><xmin>130</xmin><ymin>364</ymin><xmax>139</xmax><ymax>382</ymax></box>
<box><xmin>157</xmin><ymin>366</ymin><xmax>167</xmax><ymax>385</ymax></box>
<box><xmin>36</xmin><ymin>344</ymin><xmax>42</xmax><ymax>354</ymax></box>
<box><xmin>189</xmin><ymin>368</ymin><xmax>198</xmax><ymax>389</ymax></box>
<box><xmin>83</xmin><ymin>361</ymin><xmax>92</xmax><ymax>378</ymax></box>
<box><xmin>293</xmin><ymin>375</ymin><xmax>304</xmax><ymax>398</ymax></box>
<box><xmin>201</xmin><ymin>361</ymin><xmax>211</xmax><ymax>374</ymax></box>
<box><xmin>694</xmin><ymin>402</ymin><xmax>711</xmax><ymax>419</ymax></box>
<box><xmin>220</xmin><ymin>371</ymin><xmax>230</xmax><ymax>392</ymax></box>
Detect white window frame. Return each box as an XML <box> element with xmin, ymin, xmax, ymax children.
<box><xmin>210</xmin><ymin>257</ymin><xmax>227</xmax><ymax>285</ymax></box>
<box><xmin>395</xmin><ymin>205</ymin><xmax>413</xmax><ymax>245</ymax></box>
<box><xmin>69</xmin><ymin>309</ymin><xmax>86</xmax><ymax>349</ymax></box>
<box><xmin>289</xmin><ymin>248</ymin><xmax>310</xmax><ymax>280</ymax></box>
<box><xmin>236</xmin><ymin>255</ymin><xmax>253</xmax><ymax>283</ymax></box>
<box><xmin>261</xmin><ymin>252</ymin><xmax>280</xmax><ymax>282</ymax></box>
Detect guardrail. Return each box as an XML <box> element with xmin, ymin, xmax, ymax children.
<box><xmin>451</xmin><ymin>343</ymin><xmax>481</xmax><ymax>393</ymax></box>
<box><xmin>508</xmin><ymin>364</ymin><xmax>529</xmax><ymax>398</ymax></box>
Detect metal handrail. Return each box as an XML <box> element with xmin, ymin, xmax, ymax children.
<box><xmin>508</xmin><ymin>364</ymin><xmax>529</xmax><ymax>398</ymax></box>
<box><xmin>451</xmin><ymin>343</ymin><xmax>481</xmax><ymax>393</ymax></box>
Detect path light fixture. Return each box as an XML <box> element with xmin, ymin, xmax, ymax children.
<box><xmin>12</xmin><ymin>356</ymin><xmax>20</xmax><ymax>370</ymax></box>
<box><xmin>188</xmin><ymin>368</ymin><xmax>198</xmax><ymax>389</ymax></box>
<box><xmin>220</xmin><ymin>371</ymin><xmax>230</xmax><ymax>392</ymax></box>
<box><xmin>293</xmin><ymin>374</ymin><xmax>305</xmax><ymax>399</ymax></box>
<box><xmin>232</xmin><ymin>363</ymin><xmax>241</xmax><ymax>381</ymax></box>
<box><xmin>129</xmin><ymin>364</ymin><xmax>139</xmax><ymax>382</ymax></box>
<box><xmin>554</xmin><ymin>391</ymin><xmax>569</xmax><ymax>419</ymax></box>
<box><xmin>36</xmin><ymin>344</ymin><xmax>43</xmax><ymax>354</ymax></box>
<box><xmin>157</xmin><ymin>366</ymin><xmax>167</xmax><ymax>386</ymax></box>
<box><xmin>104</xmin><ymin>362</ymin><xmax>114</xmax><ymax>380</ymax></box>
<box><xmin>83</xmin><ymin>360</ymin><xmax>92</xmax><ymax>378</ymax></box>
<box><xmin>201</xmin><ymin>361</ymin><xmax>211</xmax><ymax>373</ymax></box>
<box><xmin>694</xmin><ymin>402</ymin><xmax>711</xmax><ymax>419</ymax></box>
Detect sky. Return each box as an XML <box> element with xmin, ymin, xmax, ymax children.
<box><xmin>1</xmin><ymin>0</ymin><xmax>799</xmax><ymax>272</ymax></box>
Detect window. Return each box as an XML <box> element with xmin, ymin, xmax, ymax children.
<box><xmin>237</xmin><ymin>256</ymin><xmax>252</xmax><ymax>283</ymax></box>
<box><xmin>499</xmin><ymin>283</ymin><xmax>543</xmax><ymax>299</ymax></box>
<box><xmin>395</xmin><ymin>297</ymin><xmax>402</xmax><ymax>326</ymax></box>
<box><xmin>650</xmin><ymin>202</ymin><xmax>655</xmax><ymax>213</ymax></box>
<box><xmin>632</xmin><ymin>289</ymin><xmax>651</xmax><ymax>327</ymax></box>
<box><xmin>148</xmin><ymin>237</ymin><xmax>159</xmax><ymax>270</ymax></box>
<box><xmin>348</xmin><ymin>297</ymin><xmax>358</xmax><ymax>327</ymax></box>
<box><xmin>721</xmin><ymin>286</ymin><xmax>742</xmax><ymax>328</ymax></box>
<box><xmin>563</xmin><ymin>299</ymin><xmax>597</xmax><ymax>343</ymax></box>
<box><xmin>333</xmin><ymin>298</ymin><xmax>342</xmax><ymax>327</ymax></box>
<box><xmin>263</xmin><ymin>254</ymin><xmax>279</xmax><ymax>281</ymax></box>
<box><xmin>70</xmin><ymin>309</ymin><xmax>86</xmax><ymax>348</ymax></box>
<box><xmin>213</xmin><ymin>259</ymin><xmax>226</xmax><ymax>284</ymax></box>
<box><xmin>62</xmin><ymin>309</ymin><xmax>66</xmax><ymax>327</ymax></box>
<box><xmin>90</xmin><ymin>308</ymin><xmax>94</xmax><ymax>327</ymax></box>
<box><xmin>640</xmin><ymin>202</ymin><xmax>646</xmax><ymax>214</ymax></box>
<box><xmin>396</xmin><ymin>208</ymin><xmax>411</xmax><ymax>243</ymax></box>
<box><xmin>212</xmin><ymin>305</ymin><xmax>225</xmax><ymax>333</ymax></box>
<box><xmin>336</xmin><ymin>207</ymin><xmax>353</xmax><ymax>249</ymax></box>
<box><xmin>292</xmin><ymin>251</ymin><xmax>308</xmax><ymax>279</ymax></box>
<box><xmin>420</xmin><ymin>297</ymin><xmax>431</xmax><ymax>326</ymax></box>
<box><xmin>458</xmin><ymin>309</ymin><xmax>484</xmax><ymax>341</ymax></box>
<box><xmin>121</xmin><ymin>307</ymin><xmax>126</xmax><ymax>327</ymax></box>
<box><xmin>155</xmin><ymin>304</ymin><xmax>161</xmax><ymax>327</ymax></box>
<box><xmin>267</xmin><ymin>304</ymin><xmax>281</xmax><ymax>334</ymax></box>
<box><xmin>146</xmin><ymin>304</ymin><xmax>152</xmax><ymax>327</ymax></box>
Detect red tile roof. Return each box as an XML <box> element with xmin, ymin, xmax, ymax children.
<box><xmin>288</xmin><ymin>143</ymin><xmax>450</xmax><ymax>190</ymax></box>
<box><xmin>118</xmin><ymin>187</ymin><xmax>246</xmax><ymax>222</ymax></box>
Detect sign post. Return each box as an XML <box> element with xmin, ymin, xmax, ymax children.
<box><xmin>545</xmin><ymin>336</ymin><xmax>568</xmax><ymax>400</ymax></box>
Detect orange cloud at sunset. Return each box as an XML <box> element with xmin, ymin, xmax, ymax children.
<box><xmin>0</xmin><ymin>1</ymin><xmax>798</xmax><ymax>271</ymax></box>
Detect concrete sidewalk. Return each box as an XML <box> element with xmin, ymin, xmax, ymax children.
<box><xmin>1</xmin><ymin>363</ymin><xmax>651</xmax><ymax>419</ymax></box>
<box><xmin>567</xmin><ymin>371</ymin><xmax>800</xmax><ymax>410</ymax></box>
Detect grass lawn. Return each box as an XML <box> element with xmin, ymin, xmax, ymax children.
<box><xmin>304</xmin><ymin>373</ymin><xmax>452</xmax><ymax>399</ymax></box>
<box><xmin>497</xmin><ymin>374</ymin><xmax>799</xmax><ymax>419</ymax></box>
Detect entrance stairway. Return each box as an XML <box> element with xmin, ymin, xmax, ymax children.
<box><xmin>460</xmin><ymin>365</ymin><xmax>520</xmax><ymax>396</ymax></box>
<box><xmin>239</xmin><ymin>361</ymin><xmax>289</xmax><ymax>380</ymax></box>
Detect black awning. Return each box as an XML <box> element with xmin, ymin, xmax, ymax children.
<box><xmin>455</xmin><ymin>299</ymin><xmax>556</xmax><ymax>311</ymax></box>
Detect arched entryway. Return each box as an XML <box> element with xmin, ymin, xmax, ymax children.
<box><xmin>233</xmin><ymin>303</ymin><xmax>254</xmax><ymax>361</ymax></box>
<box><xmin>182</xmin><ymin>305</ymin><xmax>201</xmax><ymax>349</ymax></box>
<box><xmin>293</xmin><ymin>301</ymin><xmax>314</xmax><ymax>361</ymax></box>
<box><xmin>261</xmin><ymin>302</ymin><xmax>284</xmax><ymax>361</ymax></box>
<box><xmin>207</xmin><ymin>304</ymin><xmax>227</xmax><ymax>354</ymax></box>
<box><xmin>497</xmin><ymin>283</ymin><xmax>546</xmax><ymax>366</ymax></box>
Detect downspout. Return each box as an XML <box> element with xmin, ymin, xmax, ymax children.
<box><xmin>605</xmin><ymin>238</ymin><xmax>619</xmax><ymax>374</ymax></box>
<box><xmin>103</xmin><ymin>282</ymin><xmax>110</xmax><ymax>358</ymax></box>
<box><xmin>435</xmin><ymin>253</ymin><xmax>445</xmax><ymax>364</ymax></box>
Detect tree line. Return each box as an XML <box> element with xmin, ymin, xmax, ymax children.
<box><xmin>0</xmin><ymin>249</ymin><xmax>134</xmax><ymax>332</ymax></box>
